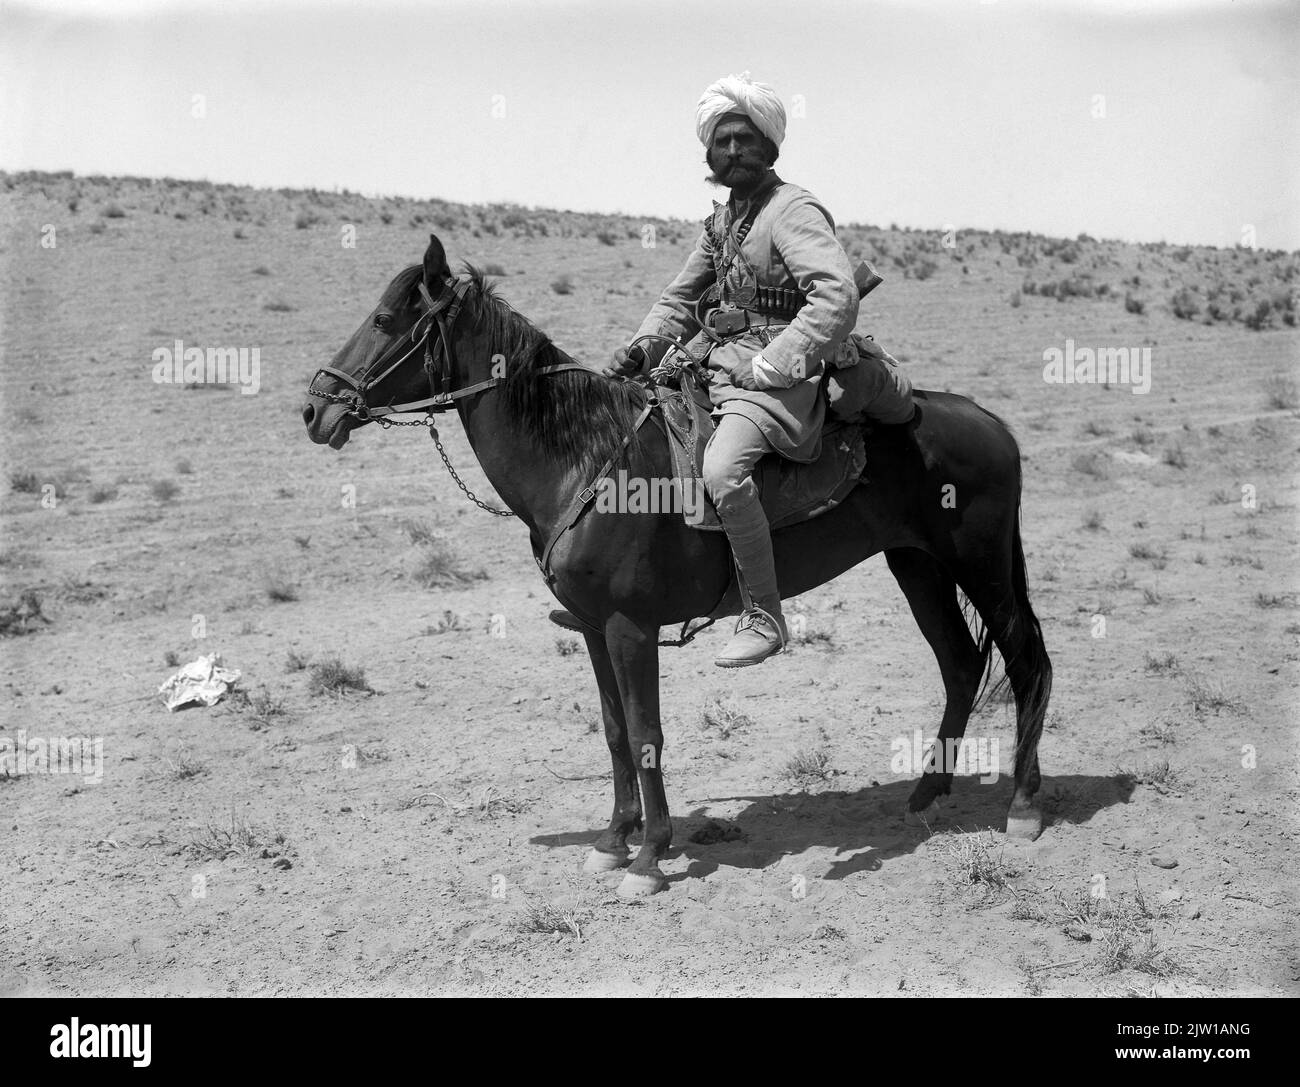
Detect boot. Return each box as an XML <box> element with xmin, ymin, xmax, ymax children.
<box><xmin>713</xmin><ymin>490</ymin><xmax>788</xmax><ymax>667</ymax></box>
<box><xmin>715</xmin><ymin>604</ymin><xmax>787</xmax><ymax>667</ymax></box>
<box><xmin>548</xmin><ymin>609</ymin><xmax>587</xmax><ymax>632</ymax></box>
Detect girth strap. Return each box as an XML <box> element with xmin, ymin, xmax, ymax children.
<box><xmin>536</xmin><ymin>399</ymin><xmax>658</xmax><ymax>585</ymax></box>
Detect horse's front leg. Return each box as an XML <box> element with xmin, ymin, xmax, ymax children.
<box><xmin>604</xmin><ymin>612</ymin><xmax>671</xmax><ymax>897</ymax></box>
<box><xmin>581</xmin><ymin>629</ymin><xmax>641</xmax><ymax>873</ymax></box>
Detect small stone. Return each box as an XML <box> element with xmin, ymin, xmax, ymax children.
<box><xmin>1151</xmin><ymin>856</ymin><xmax>1179</xmax><ymax>869</ymax></box>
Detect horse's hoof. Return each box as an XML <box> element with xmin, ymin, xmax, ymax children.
<box><xmin>903</xmin><ymin>799</ymin><xmax>942</xmax><ymax>829</ymax></box>
<box><xmin>583</xmin><ymin>848</ymin><xmax>630</xmax><ymax>874</ymax></box>
<box><xmin>1006</xmin><ymin>809</ymin><xmax>1043</xmax><ymax>840</ymax></box>
<box><xmin>616</xmin><ymin>871</ymin><xmax>667</xmax><ymax>899</ymax></box>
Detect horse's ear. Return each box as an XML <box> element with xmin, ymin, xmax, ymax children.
<box><xmin>423</xmin><ymin>233</ymin><xmax>450</xmax><ymax>288</ymax></box>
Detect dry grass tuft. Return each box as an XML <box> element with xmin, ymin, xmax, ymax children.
<box><xmin>307</xmin><ymin>656</ymin><xmax>371</xmax><ymax>696</ymax></box>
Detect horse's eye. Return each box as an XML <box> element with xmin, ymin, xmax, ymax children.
<box><xmin>374</xmin><ymin>314</ymin><xmax>391</xmax><ymax>332</ymax></box>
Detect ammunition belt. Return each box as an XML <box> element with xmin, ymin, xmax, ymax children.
<box><xmin>743</xmin><ymin>285</ymin><xmax>805</xmax><ymax>319</ymax></box>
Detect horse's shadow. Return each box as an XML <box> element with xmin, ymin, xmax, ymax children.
<box><xmin>530</xmin><ymin>773</ymin><xmax>1135</xmax><ymax>882</ymax></box>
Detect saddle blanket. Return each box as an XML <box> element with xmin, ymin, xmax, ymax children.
<box><xmin>656</xmin><ymin>383</ymin><xmax>867</xmax><ymax>532</ymax></box>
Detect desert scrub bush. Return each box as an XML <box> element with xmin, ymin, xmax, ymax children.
<box><xmin>1185</xmin><ymin>676</ymin><xmax>1245</xmax><ymax>717</ymax></box>
<box><xmin>514</xmin><ymin>891</ymin><xmax>590</xmax><ymax>939</ymax></box>
<box><xmin>263</xmin><ymin>576</ymin><xmax>299</xmax><ymax>603</ymax></box>
<box><xmin>422</xmin><ymin>610</ymin><xmax>465</xmax><ymax>636</ymax></box>
<box><xmin>911</xmin><ymin>257</ymin><xmax>939</xmax><ymax>281</ymax></box>
<box><xmin>1055</xmin><ymin>883</ymin><xmax>1181</xmax><ymax>978</ymax></box>
<box><xmin>1123</xmin><ymin>292</ymin><xmax>1146</xmax><ymax>315</ymax></box>
<box><xmin>700</xmin><ymin>697</ymin><xmax>754</xmax><ymax>739</ymax></box>
<box><xmin>307</xmin><ymin>656</ymin><xmax>372</xmax><ymax>696</ymax></box>
<box><xmin>59</xmin><ymin>576</ymin><xmax>107</xmax><ymax>603</ymax></box>
<box><xmin>783</xmin><ymin>748</ymin><xmax>835</xmax><ymax>789</ymax></box>
<box><xmin>1143</xmin><ymin>651</ymin><xmax>1178</xmax><ymax>674</ymax></box>
<box><xmin>166</xmin><ymin>751</ymin><xmax>207</xmax><ymax>779</ymax></box>
<box><xmin>1170</xmin><ymin>287</ymin><xmax>1200</xmax><ymax>320</ymax></box>
<box><xmin>550</xmin><ymin>274</ymin><xmax>574</xmax><ymax>295</ymax></box>
<box><xmin>1128</xmin><ymin>542</ymin><xmax>1166</xmax><ymax>563</ymax></box>
<box><xmin>945</xmin><ymin>829</ymin><xmax>1020</xmax><ymax>900</ymax></box>
<box><xmin>0</xmin><ymin>590</ymin><xmax>48</xmax><ymax>636</ymax></box>
<box><xmin>399</xmin><ymin>517</ymin><xmax>437</xmax><ymax>546</ymax></box>
<box><xmin>102</xmin><ymin>202</ymin><xmax>126</xmax><ymax>218</ymax></box>
<box><xmin>1162</xmin><ymin>442</ymin><xmax>1188</xmax><ymax>469</ymax></box>
<box><xmin>411</xmin><ymin>538</ymin><xmax>487</xmax><ymax>588</ymax></box>
<box><xmin>150</xmin><ymin>479</ymin><xmax>179</xmax><ymax>502</ymax></box>
<box><xmin>187</xmin><ymin>810</ymin><xmax>291</xmax><ymax>863</ymax></box>
<box><xmin>1243</xmin><ymin>299</ymin><xmax>1274</xmax><ymax>331</ymax></box>
<box><xmin>1119</xmin><ymin>759</ymin><xmax>1184</xmax><ymax>794</ymax></box>
<box><xmin>1263</xmin><ymin>373</ymin><xmax>1297</xmax><ymax>410</ymax></box>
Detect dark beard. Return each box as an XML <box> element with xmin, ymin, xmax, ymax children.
<box><xmin>704</xmin><ymin>150</ymin><xmax>768</xmax><ymax>192</ymax></box>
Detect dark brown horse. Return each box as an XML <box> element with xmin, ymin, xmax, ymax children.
<box><xmin>302</xmin><ymin>235</ymin><xmax>1052</xmax><ymax>898</ymax></box>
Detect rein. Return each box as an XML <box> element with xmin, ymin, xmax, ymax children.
<box><xmin>306</xmin><ymin>273</ymin><xmax>650</xmax><ymax>530</ymax></box>
<box><xmin>307</xmin><ymin>277</ymin><xmax>722</xmax><ymax>638</ymax></box>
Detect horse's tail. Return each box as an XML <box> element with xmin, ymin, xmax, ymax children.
<box><xmin>968</xmin><ymin>504</ymin><xmax>1052</xmax><ymax>746</ymax></box>
<box><xmin>1006</xmin><ymin>504</ymin><xmax>1052</xmax><ymax>772</ymax></box>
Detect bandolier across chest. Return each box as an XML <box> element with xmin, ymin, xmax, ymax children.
<box><xmin>703</xmin><ymin>204</ymin><xmax>806</xmax><ymax>321</ymax></box>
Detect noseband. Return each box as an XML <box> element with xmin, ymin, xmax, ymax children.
<box><xmin>308</xmin><ymin>275</ymin><xmax>485</xmax><ymax>421</ymax></box>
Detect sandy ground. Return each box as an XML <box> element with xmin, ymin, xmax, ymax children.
<box><xmin>1</xmin><ymin>174</ymin><xmax>1297</xmax><ymax>996</ymax></box>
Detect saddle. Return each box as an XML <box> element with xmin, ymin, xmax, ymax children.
<box><xmin>656</xmin><ymin>370</ymin><xmax>867</xmax><ymax>532</ymax></box>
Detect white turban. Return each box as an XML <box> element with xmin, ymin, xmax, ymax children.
<box><xmin>695</xmin><ymin>71</ymin><xmax>787</xmax><ymax>149</ymax></box>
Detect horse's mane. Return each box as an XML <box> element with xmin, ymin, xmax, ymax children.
<box><xmin>457</xmin><ymin>263</ymin><xmax>648</xmax><ymax>475</ymax></box>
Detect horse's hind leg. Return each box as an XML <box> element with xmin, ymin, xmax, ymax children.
<box><xmin>581</xmin><ymin>629</ymin><xmax>641</xmax><ymax>873</ymax></box>
<box><xmin>960</xmin><ymin>565</ymin><xmax>1053</xmax><ymax>840</ymax></box>
<box><xmin>885</xmin><ymin>548</ymin><xmax>986</xmax><ymax>820</ymax></box>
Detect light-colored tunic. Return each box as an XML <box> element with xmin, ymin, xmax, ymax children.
<box><xmin>633</xmin><ymin>172</ymin><xmax>860</xmax><ymax>462</ymax></box>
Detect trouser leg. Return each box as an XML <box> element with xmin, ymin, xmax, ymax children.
<box><xmin>702</xmin><ymin>414</ymin><xmax>787</xmax><ymax>662</ymax></box>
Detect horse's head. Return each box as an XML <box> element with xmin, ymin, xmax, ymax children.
<box><xmin>303</xmin><ymin>234</ymin><xmax>468</xmax><ymax>449</ymax></box>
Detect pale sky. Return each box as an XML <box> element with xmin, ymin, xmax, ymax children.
<box><xmin>2</xmin><ymin>0</ymin><xmax>1297</xmax><ymax>249</ymax></box>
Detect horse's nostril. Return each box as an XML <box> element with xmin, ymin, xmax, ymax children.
<box><xmin>302</xmin><ymin>404</ymin><xmax>315</xmax><ymax>426</ymax></box>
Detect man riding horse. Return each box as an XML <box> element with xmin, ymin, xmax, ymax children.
<box><xmin>597</xmin><ymin>73</ymin><xmax>913</xmax><ymax>666</ymax></box>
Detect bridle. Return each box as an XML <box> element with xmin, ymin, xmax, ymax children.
<box><xmin>307</xmin><ymin>274</ymin><xmax>482</xmax><ymax>422</ymax></box>
<box><xmin>305</xmin><ymin>271</ymin><xmax>598</xmax><ymax>517</ymax></box>
<box><xmin>304</xmin><ymin>270</ymin><xmax>718</xmax><ymax>640</ymax></box>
